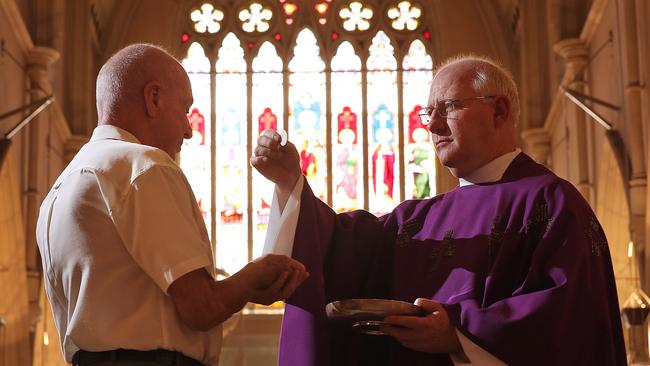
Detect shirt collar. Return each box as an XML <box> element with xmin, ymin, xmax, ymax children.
<box><xmin>458</xmin><ymin>148</ymin><xmax>522</xmax><ymax>187</ymax></box>
<box><xmin>90</xmin><ymin>125</ymin><xmax>141</xmax><ymax>144</ymax></box>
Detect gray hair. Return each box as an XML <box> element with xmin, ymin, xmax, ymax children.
<box><xmin>434</xmin><ymin>54</ymin><xmax>520</xmax><ymax>126</ymax></box>
<box><xmin>96</xmin><ymin>43</ymin><xmax>174</xmax><ymax>123</ymax></box>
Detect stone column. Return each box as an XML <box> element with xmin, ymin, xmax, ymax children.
<box><xmin>521</xmin><ymin>128</ymin><xmax>551</xmax><ymax>167</ymax></box>
<box><xmin>518</xmin><ymin>0</ymin><xmax>551</xmax><ymax>131</ymax></box>
<box><xmin>618</xmin><ymin>0</ymin><xmax>647</xmax><ymax>288</ymax></box>
<box><xmin>554</xmin><ymin>38</ymin><xmax>593</xmax><ymax>204</ymax></box>
<box><xmin>24</xmin><ymin>46</ymin><xmax>59</xmax><ymax>356</ymax></box>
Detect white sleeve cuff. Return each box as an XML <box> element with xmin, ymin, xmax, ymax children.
<box><xmin>451</xmin><ymin>329</ymin><xmax>507</xmax><ymax>365</ymax></box>
<box><xmin>262</xmin><ymin>177</ymin><xmax>304</xmax><ymax>256</ymax></box>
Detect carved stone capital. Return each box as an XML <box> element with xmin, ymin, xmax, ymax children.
<box><xmin>26</xmin><ymin>46</ymin><xmax>60</xmax><ymax>97</ymax></box>
<box><xmin>554</xmin><ymin>38</ymin><xmax>589</xmax><ymax>79</ymax></box>
<box><xmin>26</xmin><ymin>46</ymin><xmax>60</xmax><ymax>68</ymax></box>
<box><xmin>521</xmin><ymin>128</ymin><xmax>551</xmax><ymax>166</ymax></box>
<box><xmin>554</xmin><ymin>38</ymin><xmax>588</xmax><ymax>64</ymax></box>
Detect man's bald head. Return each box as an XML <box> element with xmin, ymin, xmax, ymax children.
<box><xmin>433</xmin><ymin>55</ymin><xmax>520</xmax><ymax>127</ymax></box>
<box><xmin>96</xmin><ymin>43</ymin><xmax>185</xmax><ymax>124</ymax></box>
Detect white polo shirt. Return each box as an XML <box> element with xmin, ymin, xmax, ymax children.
<box><xmin>36</xmin><ymin>125</ymin><xmax>221</xmax><ymax>365</ymax></box>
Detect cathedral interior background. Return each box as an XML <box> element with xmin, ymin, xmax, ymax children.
<box><xmin>0</xmin><ymin>0</ymin><xmax>649</xmax><ymax>365</ymax></box>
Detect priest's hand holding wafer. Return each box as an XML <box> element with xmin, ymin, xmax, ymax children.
<box><xmin>251</xmin><ymin>129</ymin><xmax>302</xmax><ymax>195</ymax></box>
<box><xmin>381</xmin><ymin>298</ymin><xmax>462</xmax><ymax>354</ymax></box>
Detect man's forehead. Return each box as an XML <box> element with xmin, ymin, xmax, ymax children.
<box><xmin>429</xmin><ymin>68</ymin><xmax>472</xmax><ymax>100</ymax></box>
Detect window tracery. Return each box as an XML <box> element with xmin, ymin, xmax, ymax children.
<box><xmin>179</xmin><ymin>2</ymin><xmax>436</xmax><ymax>308</ymax></box>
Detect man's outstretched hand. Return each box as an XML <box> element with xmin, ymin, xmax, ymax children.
<box><xmin>238</xmin><ymin>253</ymin><xmax>309</xmax><ymax>305</ymax></box>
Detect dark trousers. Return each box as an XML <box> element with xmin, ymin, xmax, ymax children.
<box><xmin>72</xmin><ymin>349</ymin><xmax>204</xmax><ymax>366</ymax></box>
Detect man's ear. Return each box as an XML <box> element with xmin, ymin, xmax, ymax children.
<box><xmin>144</xmin><ymin>81</ymin><xmax>162</xmax><ymax>118</ymax></box>
<box><xmin>493</xmin><ymin>95</ymin><xmax>511</xmax><ymax>128</ymax></box>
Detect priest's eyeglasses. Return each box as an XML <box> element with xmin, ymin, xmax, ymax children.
<box><xmin>417</xmin><ymin>95</ymin><xmax>496</xmax><ymax>125</ymax></box>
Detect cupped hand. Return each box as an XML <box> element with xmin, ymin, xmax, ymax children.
<box><xmin>240</xmin><ymin>254</ymin><xmax>309</xmax><ymax>305</ymax></box>
<box><xmin>381</xmin><ymin>298</ymin><xmax>461</xmax><ymax>354</ymax></box>
<box><xmin>250</xmin><ymin>129</ymin><xmax>302</xmax><ymax>194</ymax></box>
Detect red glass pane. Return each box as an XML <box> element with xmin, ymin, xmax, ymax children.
<box><xmin>337</xmin><ymin>106</ymin><xmax>357</xmax><ymax>144</ymax></box>
<box><xmin>187</xmin><ymin>107</ymin><xmax>206</xmax><ymax>145</ymax></box>
<box><xmin>331</xmin><ymin>32</ymin><xmax>339</xmax><ymax>40</ymax></box>
<box><xmin>408</xmin><ymin>105</ymin><xmax>426</xmax><ymax>143</ymax></box>
<box><xmin>258</xmin><ymin>107</ymin><xmax>278</xmax><ymax>133</ymax></box>
<box><xmin>181</xmin><ymin>33</ymin><xmax>190</xmax><ymax>43</ymax></box>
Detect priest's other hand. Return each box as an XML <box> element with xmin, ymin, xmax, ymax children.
<box><xmin>239</xmin><ymin>253</ymin><xmax>309</xmax><ymax>305</ymax></box>
<box><xmin>251</xmin><ymin>129</ymin><xmax>302</xmax><ymax>195</ymax></box>
<box><xmin>381</xmin><ymin>298</ymin><xmax>462</xmax><ymax>354</ymax></box>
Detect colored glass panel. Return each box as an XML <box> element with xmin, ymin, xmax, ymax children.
<box><xmin>215</xmin><ymin>33</ymin><xmax>247</xmax><ymax>275</ymax></box>
<box><xmin>180</xmin><ymin>42</ymin><xmax>212</xmax><ymax>241</ymax></box>
<box><xmin>252</xmin><ymin>41</ymin><xmax>284</xmax><ymax>259</ymax></box>
<box><xmin>403</xmin><ymin>39</ymin><xmax>435</xmax><ymax>199</ymax></box>
<box><xmin>331</xmin><ymin>42</ymin><xmax>363</xmax><ymax>212</ymax></box>
<box><xmin>288</xmin><ymin>29</ymin><xmax>327</xmax><ymax>202</ymax></box>
<box><xmin>367</xmin><ymin>31</ymin><xmax>399</xmax><ymax>215</ymax></box>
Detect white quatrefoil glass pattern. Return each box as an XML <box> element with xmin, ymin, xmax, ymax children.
<box><xmin>339</xmin><ymin>2</ymin><xmax>373</xmax><ymax>32</ymax></box>
<box><xmin>387</xmin><ymin>1</ymin><xmax>421</xmax><ymax>31</ymax></box>
<box><xmin>239</xmin><ymin>3</ymin><xmax>273</xmax><ymax>33</ymax></box>
<box><xmin>190</xmin><ymin>3</ymin><xmax>225</xmax><ymax>34</ymax></box>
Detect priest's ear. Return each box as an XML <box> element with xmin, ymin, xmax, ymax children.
<box><xmin>144</xmin><ymin>81</ymin><xmax>163</xmax><ymax>118</ymax></box>
<box><xmin>493</xmin><ymin>95</ymin><xmax>511</xmax><ymax>128</ymax></box>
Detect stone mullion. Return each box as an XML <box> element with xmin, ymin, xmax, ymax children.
<box><xmin>554</xmin><ymin>38</ymin><xmax>592</xmax><ymax>204</ymax></box>
<box><xmin>25</xmin><ymin>46</ymin><xmax>59</xmax><ymax>364</ymax></box>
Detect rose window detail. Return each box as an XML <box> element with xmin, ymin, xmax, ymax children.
<box><xmin>239</xmin><ymin>3</ymin><xmax>273</xmax><ymax>33</ymax></box>
<box><xmin>339</xmin><ymin>2</ymin><xmax>373</xmax><ymax>32</ymax></box>
<box><xmin>387</xmin><ymin>1</ymin><xmax>421</xmax><ymax>31</ymax></box>
<box><xmin>190</xmin><ymin>3</ymin><xmax>224</xmax><ymax>34</ymax></box>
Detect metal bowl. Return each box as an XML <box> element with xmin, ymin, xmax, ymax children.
<box><xmin>325</xmin><ymin>299</ymin><xmax>423</xmax><ymax>334</ymax></box>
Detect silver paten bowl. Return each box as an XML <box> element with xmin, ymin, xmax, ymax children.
<box><xmin>325</xmin><ymin>299</ymin><xmax>423</xmax><ymax>335</ymax></box>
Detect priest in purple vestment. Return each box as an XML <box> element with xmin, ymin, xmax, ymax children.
<box><xmin>251</xmin><ymin>55</ymin><xmax>626</xmax><ymax>365</ymax></box>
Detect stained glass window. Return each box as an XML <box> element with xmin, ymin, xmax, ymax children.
<box><xmin>367</xmin><ymin>31</ymin><xmax>399</xmax><ymax>215</ymax></box>
<box><xmin>403</xmin><ymin>39</ymin><xmax>435</xmax><ymax>199</ymax></box>
<box><xmin>339</xmin><ymin>2</ymin><xmax>373</xmax><ymax>31</ymax></box>
<box><xmin>180</xmin><ymin>42</ymin><xmax>211</xmax><ymax>239</ymax></box>
<box><xmin>213</xmin><ymin>33</ymin><xmax>248</xmax><ymax>275</ymax></box>
<box><xmin>252</xmin><ymin>41</ymin><xmax>283</xmax><ymax>258</ymax></box>
<box><xmin>331</xmin><ymin>41</ymin><xmax>363</xmax><ymax>212</ymax></box>
<box><xmin>190</xmin><ymin>3</ymin><xmax>224</xmax><ymax>34</ymax></box>
<box><xmin>181</xmin><ymin>2</ymin><xmax>436</xmax><ymax>302</ymax></box>
<box><xmin>387</xmin><ymin>1</ymin><xmax>422</xmax><ymax>31</ymax></box>
<box><xmin>239</xmin><ymin>3</ymin><xmax>273</xmax><ymax>33</ymax></box>
<box><xmin>288</xmin><ymin>29</ymin><xmax>327</xmax><ymax>202</ymax></box>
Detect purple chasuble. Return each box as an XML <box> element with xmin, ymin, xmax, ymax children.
<box><xmin>279</xmin><ymin>153</ymin><xmax>625</xmax><ymax>366</ymax></box>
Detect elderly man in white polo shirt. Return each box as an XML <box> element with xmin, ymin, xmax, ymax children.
<box><xmin>35</xmin><ymin>43</ymin><xmax>308</xmax><ymax>366</ymax></box>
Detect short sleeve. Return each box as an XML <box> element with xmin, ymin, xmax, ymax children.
<box><xmin>111</xmin><ymin>165</ymin><xmax>214</xmax><ymax>293</ymax></box>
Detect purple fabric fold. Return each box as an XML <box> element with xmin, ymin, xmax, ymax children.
<box><xmin>279</xmin><ymin>153</ymin><xmax>625</xmax><ymax>366</ymax></box>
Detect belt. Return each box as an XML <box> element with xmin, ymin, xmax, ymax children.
<box><xmin>72</xmin><ymin>349</ymin><xmax>204</xmax><ymax>366</ymax></box>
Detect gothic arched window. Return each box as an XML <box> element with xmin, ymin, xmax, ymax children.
<box><xmin>180</xmin><ymin>0</ymin><xmax>435</xmax><ymax>295</ymax></box>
